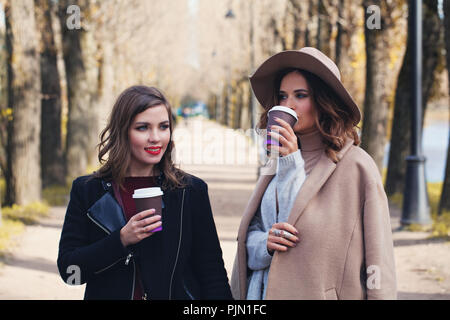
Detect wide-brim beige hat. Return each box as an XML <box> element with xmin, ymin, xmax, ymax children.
<box><xmin>250</xmin><ymin>47</ymin><xmax>361</xmax><ymax>125</ymax></box>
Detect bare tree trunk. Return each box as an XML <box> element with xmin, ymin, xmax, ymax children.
<box><xmin>35</xmin><ymin>0</ymin><xmax>65</xmax><ymax>188</ymax></box>
<box><xmin>386</xmin><ymin>0</ymin><xmax>443</xmax><ymax>195</ymax></box>
<box><xmin>439</xmin><ymin>0</ymin><xmax>450</xmax><ymax>215</ymax></box>
<box><xmin>0</xmin><ymin>19</ymin><xmax>8</xmax><ymax>191</ymax></box>
<box><xmin>335</xmin><ymin>0</ymin><xmax>356</xmax><ymax>67</ymax></box>
<box><xmin>5</xmin><ymin>0</ymin><xmax>42</xmax><ymax>205</ymax></box>
<box><xmin>240</xmin><ymin>81</ymin><xmax>251</xmax><ymax>131</ymax></box>
<box><xmin>58</xmin><ymin>0</ymin><xmax>99</xmax><ymax>181</ymax></box>
<box><xmin>317</xmin><ymin>0</ymin><xmax>338</xmax><ymax>60</ymax></box>
<box><xmin>305</xmin><ymin>0</ymin><xmax>319</xmax><ymax>48</ymax></box>
<box><xmin>287</xmin><ymin>0</ymin><xmax>308</xmax><ymax>49</ymax></box>
<box><xmin>360</xmin><ymin>0</ymin><xmax>403</xmax><ymax>172</ymax></box>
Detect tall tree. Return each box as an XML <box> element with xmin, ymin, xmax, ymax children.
<box><xmin>4</xmin><ymin>0</ymin><xmax>42</xmax><ymax>205</ymax></box>
<box><xmin>0</xmin><ymin>8</ymin><xmax>8</xmax><ymax>186</ymax></box>
<box><xmin>317</xmin><ymin>0</ymin><xmax>339</xmax><ymax>60</ymax></box>
<box><xmin>35</xmin><ymin>0</ymin><xmax>65</xmax><ymax>188</ymax></box>
<box><xmin>386</xmin><ymin>0</ymin><xmax>443</xmax><ymax>196</ymax></box>
<box><xmin>439</xmin><ymin>0</ymin><xmax>450</xmax><ymax>215</ymax></box>
<box><xmin>360</xmin><ymin>0</ymin><xmax>405</xmax><ymax>172</ymax></box>
<box><xmin>58</xmin><ymin>0</ymin><xmax>99</xmax><ymax>181</ymax></box>
<box><xmin>0</xmin><ymin>10</ymin><xmax>6</xmax><ymax>225</ymax></box>
<box><xmin>305</xmin><ymin>0</ymin><xmax>319</xmax><ymax>48</ymax></box>
<box><xmin>287</xmin><ymin>0</ymin><xmax>308</xmax><ymax>49</ymax></box>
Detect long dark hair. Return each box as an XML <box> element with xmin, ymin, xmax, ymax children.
<box><xmin>257</xmin><ymin>68</ymin><xmax>360</xmax><ymax>163</ymax></box>
<box><xmin>92</xmin><ymin>85</ymin><xmax>186</xmax><ymax>190</ymax></box>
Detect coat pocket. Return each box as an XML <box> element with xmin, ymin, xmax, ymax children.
<box><xmin>324</xmin><ymin>287</ymin><xmax>338</xmax><ymax>300</ymax></box>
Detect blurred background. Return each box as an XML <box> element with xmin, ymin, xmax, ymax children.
<box><xmin>0</xmin><ymin>0</ymin><xmax>449</xmax><ymax>299</ymax></box>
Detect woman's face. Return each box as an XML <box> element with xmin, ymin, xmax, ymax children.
<box><xmin>278</xmin><ymin>71</ymin><xmax>317</xmax><ymax>134</ymax></box>
<box><xmin>127</xmin><ymin>104</ymin><xmax>171</xmax><ymax>176</ymax></box>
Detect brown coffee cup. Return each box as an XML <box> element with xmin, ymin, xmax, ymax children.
<box><xmin>132</xmin><ymin>187</ymin><xmax>164</xmax><ymax>232</ymax></box>
<box><xmin>266</xmin><ymin>106</ymin><xmax>298</xmax><ymax>157</ymax></box>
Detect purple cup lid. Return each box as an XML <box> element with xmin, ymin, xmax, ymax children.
<box><xmin>268</xmin><ymin>106</ymin><xmax>298</xmax><ymax>122</ymax></box>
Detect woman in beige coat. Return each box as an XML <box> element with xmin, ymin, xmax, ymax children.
<box><xmin>231</xmin><ymin>47</ymin><xmax>397</xmax><ymax>300</ymax></box>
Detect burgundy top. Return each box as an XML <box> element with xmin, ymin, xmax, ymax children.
<box><xmin>119</xmin><ymin>176</ymin><xmax>162</xmax><ymax>300</ymax></box>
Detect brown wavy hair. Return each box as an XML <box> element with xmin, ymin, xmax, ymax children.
<box><xmin>92</xmin><ymin>85</ymin><xmax>186</xmax><ymax>190</ymax></box>
<box><xmin>257</xmin><ymin>68</ymin><xmax>360</xmax><ymax>163</ymax></box>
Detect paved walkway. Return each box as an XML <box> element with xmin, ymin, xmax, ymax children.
<box><xmin>0</xmin><ymin>117</ymin><xmax>449</xmax><ymax>299</ymax></box>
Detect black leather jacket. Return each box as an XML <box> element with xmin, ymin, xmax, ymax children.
<box><xmin>57</xmin><ymin>174</ymin><xmax>232</xmax><ymax>300</ymax></box>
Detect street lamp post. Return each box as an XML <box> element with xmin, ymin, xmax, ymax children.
<box><xmin>401</xmin><ymin>0</ymin><xmax>431</xmax><ymax>226</ymax></box>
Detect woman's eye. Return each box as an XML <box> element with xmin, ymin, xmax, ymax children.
<box><xmin>136</xmin><ymin>126</ymin><xmax>147</xmax><ymax>131</ymax></box>
<box><xmin>296</xmin><ymin>93</ymin><xmax>307</xmax><ymax>99</ymax></box>
<box><xmin>278</xmin><ymin>94</ymin><xmax>287</xmax><ymax>101</ymax></box>
<box><xmin>160</xmin><ymin>124</ymin><xmax>170</xmax><ymax>130</ymax></box>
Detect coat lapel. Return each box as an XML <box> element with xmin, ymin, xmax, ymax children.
<box><xmin>237</xmin><ymin>168</ymin><xmax>274</xmax><ymax>298</ymax></box>
<box><xmin>287</xmin><ymin>139</ymin><xmax>355</xmax><ymax>226</ymax></box>
<box><xmin>237</xmin><ymin>170</ymin><xmax>275</xmax><ymax>240</ymax></box>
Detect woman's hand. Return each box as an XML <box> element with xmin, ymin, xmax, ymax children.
<box><xmin>120</xmin><ymin>209</ymin><xmax>162</xmax><ymax>247</ymax></box>
<box><xmin>268</xmin><ymin>117</ymin><xmax>299</xmax><ymax>157</ymax></box>
<box><xmin>267</xmin><ymin>222</ymin><xmax>299</xmax><ymax>254</ymax></box>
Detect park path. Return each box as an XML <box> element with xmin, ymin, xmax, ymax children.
<box><xmin>0</xmin><ymin>117</ymin><xmax>449</xmax><ymax>299</ymax></box>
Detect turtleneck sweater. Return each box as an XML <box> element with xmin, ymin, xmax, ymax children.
<box><xmin>246</xmin><ymin>128</ymin><xmax>325</xmax><ymax>300</ymax></box>
<box><xmin>297</xmin><ymin>129</ymin><xmax>326</xmax><ymax>176</ymax></box>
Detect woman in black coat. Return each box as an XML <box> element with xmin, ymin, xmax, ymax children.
<box><xmin>57</xmin><ymin>85</ymin><xmax>232</xmax><ymax>300</ymax></box>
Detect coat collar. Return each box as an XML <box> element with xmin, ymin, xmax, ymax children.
<box><xmin>289</xmin><ymin>138</ymin><xmax>355</xmax><ymax>225</ymax></box>
<box><xmin>236</xmin><ymin>138</ymin><xmax>355</xmax><ymax>298</ymax></box>
<box><xmin>241</xmin><ymin>138</ymin><xmax>355</xmax><ymax>233</ymax></box>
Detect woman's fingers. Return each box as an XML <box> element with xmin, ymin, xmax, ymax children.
<box><xmin>132</xmin><ymin>208</ymin><xmax>156</xmax><ymax>221</ymax></box>
<box><xmin>273</xmin><ymin>222</ymin><xmax>299</xmax><ymax>236</ymax></box>
<box><xmin>267</xmin><ymin>240</ymin><xmax>288</xmax><ymax>253</ymax></box>
<box><xmin>268</xmin><ymin>234</ymin><xmax>297</xmax><ymax>248</ymax></box>
<box><xmin>270</xmin><ymin>125</ymin><xmax>293</xmax><ymax>142</ymax></box>
<box><xmin>268</xmin><ymin>130</ymin><xmax>288</xmax><ymax>146</ymax></box>
<box><xmin>275</xmin><ymin>117</ymin><xmax>295</xmax><ymax>136</ymax></box>
<box><xmin>143</xmin><ymin>220</ymin><xmax>162</xmax><ymax>233</ymax></box>
<box><xmin>269</xmin><ymin>121</ymin><xmax>298</xmax><ymax>156</ymax></box>
<box><xmin>267</xmin><ymin>222</ymin><xmax>300</xmax><ymax>253</ymax></box>
<box><xmin>137</xmin><ymin>214</ymin><xmax>161</xmax><ymax>228</ymax></box>
<box><xmin>269</xmin><ymin>229</ymin><xmax>299</xmax><ymax>245</ymax></box>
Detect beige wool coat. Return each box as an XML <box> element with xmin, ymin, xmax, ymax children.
<box><xmin>230</xmin><ymin>138</ymin><xmax>397</xmax><ymax>300</ymax></box>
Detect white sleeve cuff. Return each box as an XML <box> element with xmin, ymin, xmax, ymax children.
<box><xmin>278</xmin><ymin>150</ymin><xmax>304</xmax><ymax>171</ymax></box>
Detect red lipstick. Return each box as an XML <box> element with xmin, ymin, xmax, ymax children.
<box><xmin>144</xmin><ymin>147</ymin><xmax>162</xmax><ymax>155</ymax></box>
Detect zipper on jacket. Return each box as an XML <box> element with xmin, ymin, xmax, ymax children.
<box><xmin>183</xmin><ymin>281</ymin><xmax>195</xmax><ymax>300</ymax></box>
<box><xmin>169</xmin><ymin>188</ymin><xmax>185</xmax><ymax>300</ymax></box>
<box><xmin>125</xmin><ymin>253</ymin><xmax>133</xmax><ymax>265</ymax></box>
<box><xmin>87</xmin><ymin>212</ymin><xmax>135</xmax><ymax>281</ymax></box>
<box><xmin>87</xmin><ymin>212</ymin><xmax>111</xmax><ymax>235</ymax></box>
<box><xmin>130</xmin><ymin>257</ymin><xmax>136</xmax><ymax>300</ymax></box>
<box><xmin>94</xmin><ymin>256</ymin><xmax>127</xmax><ymax>274</ymax></box>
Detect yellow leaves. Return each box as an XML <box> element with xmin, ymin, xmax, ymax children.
<box><xmin>388</xmin><ymin>182</ymin><xmax>450</xmax><ymax>239</ymax></box>
<box><xmin>42</xmin><ymin>184</ymin><xmax>71</xmax><ymax>206</ymax></box>
<box><xmin>1</xmin><ymin>107</ymin><xmax>13</xmax><ymax>121</ymax></box>
<box><xmin>2</xmin><ymin>201</ymin><xmax>50</xmax><ymax>225</ymax></box>
<box><xmin>0</xmin><ymin>219</ymin><xmax>25</xmax><ymax>256</ymax></box>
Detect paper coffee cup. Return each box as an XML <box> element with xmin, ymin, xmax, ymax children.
<box><xmin>266</xmin><ymin>106</ymin><xmax>298</xmax><ymax>157</ymax></box>
<box><xmin>132</xmin><ymin>187</ymin><xmax>164</xmax><ymax>232</ymax></box>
